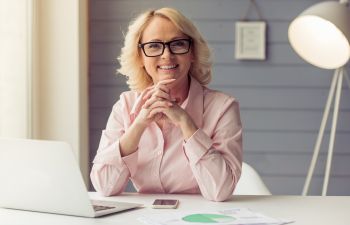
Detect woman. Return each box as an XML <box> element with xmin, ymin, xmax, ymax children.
<box><xmin>90</xmin><ymin>7</ymin><xmax>242</xmax><ymax>202</ymax></box>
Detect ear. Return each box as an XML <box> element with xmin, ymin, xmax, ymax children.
<box><xmin>137</xmin><ymin>49</ymin><xmax>145</xmax><ymax>67</ymax></box>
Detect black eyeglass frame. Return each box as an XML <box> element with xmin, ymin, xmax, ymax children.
<box><xmin>138</xmin><ymin>38</ymin><xmax>192</xmax><ymax>57</ymax></box>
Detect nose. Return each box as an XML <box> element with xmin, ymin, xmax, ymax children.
<box><xmin>161</xmin><ymin>45</ymin><xmax>174</xmax><ymax>59</ymax></box>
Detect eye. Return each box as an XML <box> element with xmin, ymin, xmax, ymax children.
<box><xmin>145</xmin><ymin>42</ymin><xmax>162</xmax><ymax>49</ymax></box>
<box><xmin>171</xmin><ymin>40</ymin><xmax>187</xmax><ymax>47</ymax></box>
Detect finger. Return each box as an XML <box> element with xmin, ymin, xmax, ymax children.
<box><xmin>144</xmin><ymin>98</ymin><xmax>172</xmax><ymax>110</ymax></box>
<box><xmin>148</xmin><ymin>107</ymin><xmax>168</xmax><ymax>119</ymax></box>
<box><xmin>149</xmin><ymin>83</ymin><xmax>170</xmax><ymax>96</ymax></box>
<box><xmin>144</xmin><ymin>89</ymin><xmax>175</xmax><ymax>106</ymax></box>
<box><xmin>155</xmin><ymin>79</ymin><xmax>176</xmax><ymax>92</ymax></box>
<box><xmin>146</xmin><ymin>100</ymin><xmax>173</xmax><ymax>119</ymax></box>
<box><xmin>156</xmin><ymin>84</ymin><xmax>170</xmax><ymax>94</ymax></box>
<box><xmin>141</xmin><ymin>85</ymin><xmax>154</xmax><ymax>96</ymax></box>
<box><xmin>143</xmin><ymin>96</ymin><xmax>161</xmax><ymax>109</ymax></box>
<box><xmin>149</xmin><ymin>100</ymin><xmax>173</xmax><ymax>109</ymax></box>
<box><xmin>133</xmin><ymin>86</ymin><xmax>154</xmax><ymax>113</ymax></box>
<box><xmin>154</xmin><ymin>113</ymin><xmax>163</xmax><ymax>121</ymax></box>
<box><xmin>143</xmin><ymin>79</ymin><xmax>175</xmax><ymax>100</ymax></box>
<box><xmin>143</xmin><ymin>88</ymin><xmax>156</xmax><ymax>100</ymax></box>
<box><xmin>141</xmin><ymin>86</ymin><xmax>156</xmax><ymax>100</ymax></box>
<box><xmin>143</xmin><ymin>85</ymin><xmax>170</xmax><ymax>100</ymax></box>
<box><xmin>153</xmin><ymin>89</ymin><xmax>175</xmax><ymax>101</ymax></box>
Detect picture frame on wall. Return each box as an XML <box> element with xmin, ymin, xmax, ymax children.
<box><xmin>235</xmin><ymin>21</ymin><xmax>266</xmax><ymax>60</ymax></box>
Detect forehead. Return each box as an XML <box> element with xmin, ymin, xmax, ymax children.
<box><xmin>141</xmin><ymin>16</ymin><xmax>186</xmax><ymax>42</ymax></box>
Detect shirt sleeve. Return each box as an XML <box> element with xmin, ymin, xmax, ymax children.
<box><xmin>90</xmin><ymin>96</ymin><xmax>138</xmax><ymax>196</ymax></box>
<box><xmin>183</xmin><ymin>97</ymin><xmax>243</xmax><ymax>202</ymax></box>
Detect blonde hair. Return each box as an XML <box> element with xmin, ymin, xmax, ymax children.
<box><xmin>117</xmin><ymin>7</ymin><xmax>212</xmax><ymax>92</ymax></box>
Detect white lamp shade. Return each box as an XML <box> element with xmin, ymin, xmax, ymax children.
<box><xmin>288</xmin><ymin>1</ymin><xmax>350</xmax><ymax>69</ymax></box>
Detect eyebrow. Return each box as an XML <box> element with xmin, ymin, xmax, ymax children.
<box><xmin>145</xmin><ymin>37</ymin><xmax>189</xmax><ymax>42</ymax></box>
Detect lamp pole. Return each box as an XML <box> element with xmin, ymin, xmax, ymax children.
<box><xmin>322</xmin><ymin>67</ymin><xmax>343</xmax><ymax>196</ymax></box>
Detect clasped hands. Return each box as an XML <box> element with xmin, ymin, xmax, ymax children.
<box><xmin>133</xmin><ymin>79</ymin><xmax>194</xmax><ymax>128</ymax></box>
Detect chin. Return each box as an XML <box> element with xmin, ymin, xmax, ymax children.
<box><xmin>158</xmin><ymin>75</ymin><xmax>177</xmax><ymax>81</ymax></box>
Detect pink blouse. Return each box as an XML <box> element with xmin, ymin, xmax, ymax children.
<box><xmin>90</xmin><ymin>77</ymin><xmax>242</xmax><ymax>201</ymax></box>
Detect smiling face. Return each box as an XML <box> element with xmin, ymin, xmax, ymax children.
<box><xmin>140</xmin><ymin>16</ymin><xmax>193</xmax><ymax>86</ymax></box>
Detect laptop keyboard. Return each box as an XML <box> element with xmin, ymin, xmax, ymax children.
<box><xmin>93</xmin><ymin>205</ymin><xmax>116</xmax><ymax>212</ymax></box>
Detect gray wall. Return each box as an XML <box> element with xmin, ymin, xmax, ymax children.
<box><xmin>89</xmin><ymin>0</ymin><xmax>350</xmax><ymax>195</ymax></box>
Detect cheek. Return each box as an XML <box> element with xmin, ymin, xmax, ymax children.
<box><xmin>183</xmin><ymin>56</ymin><xmax>193</xmax><ymax>69</ymax></box>
<box><xmin>142</xmin><ymin>58</ymin><xmax>158</xmax><ymax>77</ymax></box>
<box><xmin>142</xmin><ymin>57</ymin><xmax>153</xmax><ymax>69</ymax></box>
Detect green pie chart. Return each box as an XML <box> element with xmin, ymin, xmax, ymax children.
<box><xmin>182</xmin><ymin>214</ymin><xmax>236</xmax><ymax>223</ymax></box>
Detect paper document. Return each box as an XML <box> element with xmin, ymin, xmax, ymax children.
<box><xmin>139</xmin><ymin>208</ymin><xmax>293</xmax><ymax>225</ymax></box>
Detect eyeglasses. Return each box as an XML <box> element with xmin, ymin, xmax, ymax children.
<box><xmin>138</xmin><ymin>39</ymin><xmax>192</xmax><ymax>57</ymax></box>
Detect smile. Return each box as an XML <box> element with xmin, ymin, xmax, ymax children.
<box><xmin>158</xmin><ymin>64</ymin><xmax>178</xmax><ymax>70</ymax></box>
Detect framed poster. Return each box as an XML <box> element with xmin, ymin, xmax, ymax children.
<box><xmin>235</xmin><ymin>21</ymin><xmax>266</xmax><ymax>60</ymax></box>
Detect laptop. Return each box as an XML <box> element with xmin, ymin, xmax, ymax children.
<box><xmin>0</xmin><ymin>138</ymin><xmax>142</xmax><ymax>217</ymax></box>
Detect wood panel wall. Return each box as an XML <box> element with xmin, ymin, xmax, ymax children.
<box><xmin>89</xmin><ymin>0</ymin><xmax>350</xmax><ymax>195</ymax></box>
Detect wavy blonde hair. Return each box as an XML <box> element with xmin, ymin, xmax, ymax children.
<box><xmin>117</xmin><ymin>7</ymin><xmax>212</xmax><ymax>92</ymax></box>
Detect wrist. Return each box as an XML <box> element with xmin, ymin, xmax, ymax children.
<box><xmin>180</xmin><ymin>115</ymin><xmax>198</xmax><ymax>140</ymax></box>
<box><xmin>133</xmin><ymin>117</ymin><xmax>149</xmax><ymax>130</ymax></box>
<box><xmin>120</xmin><ymin>119</ymin><xmax>147</xmax><ymax>157</ymax></box>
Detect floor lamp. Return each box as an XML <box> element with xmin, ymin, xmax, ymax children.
<box><xmin>288</xmin><ymin>0</ymin><xmax>350</xmax><ymax>196</ymax></box>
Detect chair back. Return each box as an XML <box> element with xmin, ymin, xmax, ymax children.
<box><xmin>234</xmin><ymin>162</ymin><xmax>271</xmax><ymax>195</ymax></box>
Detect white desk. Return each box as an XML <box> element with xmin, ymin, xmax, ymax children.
<box><xmin>0</xmin><ymin>192</ymin><xmax>349</xmax><ymax>225</ymax></box>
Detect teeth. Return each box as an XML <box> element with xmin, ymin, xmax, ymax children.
<box><xmin>159</xmin><ymin>65</ymin><xmax>177</xmax><ymax>69</ymax></box>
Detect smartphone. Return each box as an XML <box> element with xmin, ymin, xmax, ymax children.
<box><xmin>151</xmin><ymin>199</ymin><xmax>179</xmax><ymax>209</ymax></box>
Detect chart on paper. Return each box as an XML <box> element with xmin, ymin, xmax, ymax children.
<box><xmin>182</xmin><ymin>214</ymin><xmax>235</xmax><ymax>223</ymax></box>
<box><xmin>138</xmin><ymin>208</ymin><xmax>294</xmax><ymax>225</ymax></box>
